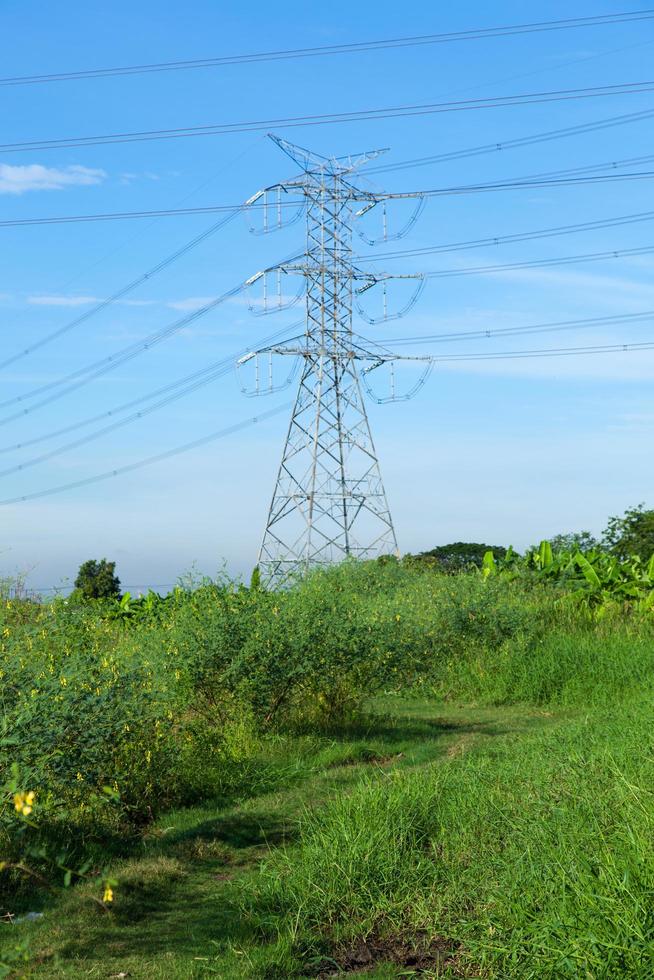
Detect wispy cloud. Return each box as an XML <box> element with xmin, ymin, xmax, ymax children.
<box><xmin>26</xmin><ymin>295</ymin><xmax>159</xmax><ymax>308</ymax></box>
<box><xmin>167</xmin><ymin>297</ymin><xmax>217</xmax><ymax>312</ymax></box>
<box><xmin>119</xmin><ymin>171</ymin><xmax>161</xmax><ymax>185</ymax></box>
<box><xmin>438</xmin><ymin>346</ymin><xmax>654</xmax><ymax>382</ymax></box>
<box><xmin>27</xmin><ymin>294</ymin><xmax>102</xmax><ymax>307</ymax></box>
<box><xmin>0</xmin><ymin>164</ymin><xmax>106</xmax><ymax>195</ymax></box>
<box><xmin>485</xmin><ymin>266</ymin><xmax>654</xmax><ymax>308</ymax></box>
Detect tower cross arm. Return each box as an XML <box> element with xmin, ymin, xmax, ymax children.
<box><xmin>269</xmin><ymin>134</ymin><xmax>389</xmax><ymax>175</ymax></box>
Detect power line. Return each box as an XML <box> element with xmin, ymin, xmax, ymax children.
<box><xmin>0</xmin><ymin>364</ymin><xmax>235</xmax><ymax>478</ymax></box>
<box><xmin>0</xmin><ymin>281</ymin><xmax>249</xmax><ymax>421</ymax></box>
<box><xmin>0</xmin><ymin>202</ymin><xmax>264</xmax><ymax>228</ymax></box>
<box><xmin>384</xmin><ymin>243</ymin><xmax>654</xmax><ymax>280</ymax></box>
<box><xmin>0</xmin><ymin>321</ymin><xmax>303</xmax><ymax>473</ymax></box>
<box><xmin>3</xmin><ymin>240</ymin><xmax>635</xmax><ymax>423</ymax></box>
<box><xmin>366</xmin><ymin>107</ymin><xmax>654</xmax><ymax>174</ymax></box>
<box><xmin>6</xmin><ymin>170</ymin><xmax>654</xmax><ymax>231</ymax></box>
<box><xmin>372</xmin><ymin>147</ymin><xmax>654</xmax><ymax>195</ymax></box>
<box><xmin>377</xmin><ymin>311</ymin><xmax>654</xmax><ymax>347</ymax></box>
<box><xmin>3</xmin><ymin>336</ymin><xmax>652</xmax><ymax>506</ymax></box>
<box><xmin>358</xmin><ymin>210</ymin><xmax>654</xmax><ymax>263</ymax></box>
<box><xmin>0</xmin><ymin>210</ymin><xmax>241</xmax><ymax>371</ymax></box>
<box><xmin>0</xmin><ymin>237</ymin><xmax>306</xmax><ymax>424</ymax></box>
<box><xmin>431</xmin><ymin>243</ymin><xmax>654</xmax><ymax>277</ymax></box>
<box><xmin>0</xmin><ymin>404</ymin><xmax>291</xmax><ymax>507</ymax></box>
<box><xmin>428</xmin><ymin>340</ymin><xmax>654</xmax><ymax>361</ymax></box>
<box><xmin>33</xmin><ymin>581</ymin><xmax>180</xmax><ymax>594</ymax></box>
<box><xmin>5</xmin><ymin>306</ymin><xmax>651</xmax><ymax>468</ymax></box>
<box><xmin>3</xmin><ymin>80</ymin><xmax>654</xmax><ymax>154</ymax></box>
<box><xmin>0</xmin><ymin>322</ymin><xmax>301</xmax><ymax>454</ymax></box>
<box><xmin>3</xmin><ymin>11</ymin><xmax>652</xmax><ymax>87</ymax></box>
<box><xmin>385</xmin><ymin>170</ymin><xmax>654</xmax><ymax>199</ymax></box>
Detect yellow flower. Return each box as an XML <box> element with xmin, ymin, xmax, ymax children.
<box><xmin>103</xmin><ymin>886</ymin><xmax>114</xmax><ymax>903</ymax></box>
<box><xmin>13</xmin><ymin>791</ymin><xmax>35</xmax><ymax>816</ymax></box>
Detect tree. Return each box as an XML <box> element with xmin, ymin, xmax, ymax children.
<box><xmin>548</xmin><ymin>531</ymin><xmax>599</xmax><ymax>554</ymax></box>
<box><xmin>74</xmin><ymin>559</ymin><xmax>121</xmax><ymax>600</ymax></box>
<box><xmin>407</xmin><ymin>542</ymin><xmax>508</xmax><ymax>573</ymax></box>
<box><xmin>602</xmin><ymin>503</ymin><xmax>654</xmax><ymax>561</ymax></box>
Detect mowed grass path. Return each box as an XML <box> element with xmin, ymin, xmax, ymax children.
<box><xmin>8</xmin><ymin>699</ymin><xmax>562</xmax><ymax>979</ymax></box>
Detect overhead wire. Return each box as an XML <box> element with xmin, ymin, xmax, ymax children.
<box><xmin>366</xmin><ymin>107</ymin><xmax>654</xmax><ymax>174</ymax></box>
<box><xmin>0</xmin><ymin>403</ymin><xmax>291</xmax><ymax>506</ymax></box>
<box><xmin>379</xmin><ymin>170</ymin><xmax>654</xmax><ymax>200</ymax></box>
<box><xmin>366</xmin><ymin>243</ymin><xmax>654</xmax><ymax>281</ymax></box>
<box><xmin>0</xmin><ymin>234</ymin><xmax>305</xmax><ymax>422</ymax></box>
<box><xmin>0</xmin><ymin>135</ymin><xmax>266</xmax><ymax>371</ymax></box>
<box><xmin>367</xmin><ymin>150</ymin><xmax>654</xmax><ymax>197</ymax></box>
<box><xmin>0</xmin><ymin>209</ymin><xmax>242</xmax><ymax>370</ymax></box>
<box><xmin>3</xmin><ymin>334</ymin><xmax>653</xmax><ymax>506</ymax></box>
<box><xmin>376</xmin><ymin>311</ymin><xmax>654</xmax><ymax>347</ymax></box>
<box><xmin>2</xmin><ymin>242</ymin><xmax>645</xmax><ymax>428</ymax></box>
<box><xmin>5</xmin><ymin>170</ymin><xmax>654</xmax><ymax>230</ymax></box>
<box><xmin>357</xmin><ymin>209</ymin><xmax>654</xmax><ymax>263</ymax></box>
<box><xmin>0</xmin><ymin>320</ymin><xmax>303</xmax><ymax>474</ymax></box>
<box><xmin>425</xmin><ymin>340</ymin><xmax>654</xmax><ymax>361</ymax></box>
<box><xmin>3</xmin><ymin>11</ymin><xmax>652</xmax><ymax>86</ymax></box>
<box><xmin>3</xmin><ymin>80</ymin><xmax>654</xmax><ymax>154</ymax></box>
<box><xmin>0</xmin><ymin>201</ymin><xmax>277</xmax><ymax>228</ymax></box>
<box><xmin>0</xmin><ymin>281</ymin><xmax>249</xmax><ymax>422</ymax></box>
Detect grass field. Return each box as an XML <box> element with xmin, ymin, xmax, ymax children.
<box><xmin>2</xmin><ymin>561</ymin><xmax>654</xmax><ymax>978</ymax></box>
<box><xmin>4</xmin><ymin>699</ymin><xmax>568</xmax><ymax>978</ymax></box>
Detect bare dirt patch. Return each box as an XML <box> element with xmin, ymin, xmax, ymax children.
<box><xmin>314</xmin><ymin>931</ymin><xmax>461</xmax><ymax>976</ymax></box>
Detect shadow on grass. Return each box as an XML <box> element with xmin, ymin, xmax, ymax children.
<box><xmin>55</xmin><ymin>871</ymin><xmax>255</xmax><ymax>965</ymax></box>
<box><xmin>305</xmin><ymin>714</ymin><xmax>511</xmax><ymax>744</ymax></box>
<box><xmin>25</xmin><ymin>702</ymin><xmax>557</xmax><ymax>975</ymax></box>
<box><xmin>160</xmin><ymin>809</ymin><xmax>294</xmax><ymax>851</ymax></box>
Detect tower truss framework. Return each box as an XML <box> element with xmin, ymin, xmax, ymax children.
<box><xmin>243</xmin><ymin>136</ymin><xmax>429</xmax><ymax>586</ymax></box>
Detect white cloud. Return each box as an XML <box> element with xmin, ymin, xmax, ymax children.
<box><xmin>27</xmin><ymin>295</ymin><xmax>102</xmax><ymax>307</ymax></box>
<box><xmin>167</xmin><ymin>297</ymin><xmax>217</xmax><ymax>312</ymax></box>
<box><xmin>26</xmin><ymin>295</ymin><xmax>159</xmax><ymax>309</ymax></box>
<box><xmin>437</xmin><ymin>346</ymin><xmax>654</xmax><ymax>382</ymax></box>
<box><xmin>484</xmin><ymin>266</ymin><xmax>654</xmax><ymax>308</ymax></box>
<box><xmin>119</xmin><ymin>171</ymin><xmax>161</xmax><ymax>185</ymax></box>
<box><xmin>0</xmin><ymin>164</ymin><xmax>106</xmax><ymax>195</ymax></box>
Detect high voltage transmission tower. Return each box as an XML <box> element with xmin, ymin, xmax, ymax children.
<box><xmin>239</xmin><ymin>135</ymin><xmax>432</xmax><ymax>586</ymax></box>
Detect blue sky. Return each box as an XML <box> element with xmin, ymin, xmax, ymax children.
<box><xmin>1</xmin><ymin>0</ymin><xmax>653</xmax><ymax>592</ymax></box>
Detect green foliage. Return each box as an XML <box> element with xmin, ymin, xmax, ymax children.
<box><xmin>602</xmin><ymin>501</ymin><xmax>654</xmax><ymax>561</ymax></box>
<box><xmin>73</xmin><ymin>558</ymin><xmax>121</xmax><ymax>600</ymax></box>
<box><xmin>407</xmin><ymin>541</ymin><xmax>508</xmax><ymax>572</ymax></box>
<box><xmin>0</xmin><ymin>564</ymin><xmax>548</xmax><ymax>866</ymax></box>
<box><xmin>2</xmin><ymin>551</ymin><xmax>654</xmax><ymax>977</ymax></box>
<box><xmin>548</xmin><ymin>529</ymin><xmax>599</xmax><ymax>553</ymax></box>
<box><xmin>484</xmin><ymin>538</ymin><xmax>654</xmax><ymax>612</ymax></box>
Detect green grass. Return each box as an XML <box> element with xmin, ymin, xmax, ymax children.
<box><xmin>1</xmin><ymin>699</ymin><xmax>558</xmax><ymax>978</ymax></box>
<box><xmin>3</xmin><ymin>565</ymin><xmax>654</xmax><ymax>978</ymax></box>
<box><xmin>253</xmin><ymin>695</ymin><xmax>654</xmax><ymax>978</ymax></box>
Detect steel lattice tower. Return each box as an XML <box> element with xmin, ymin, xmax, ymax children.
<box><xmin>241</xmin><ymin>136</ymin><xmax>429</xmax><ymax>586</ymax></box>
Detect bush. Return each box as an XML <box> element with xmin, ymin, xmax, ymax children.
<box><xmin>2</xmin><ymin>558</ymin><xmax>649</xmax><ymax>911</ymax></box>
